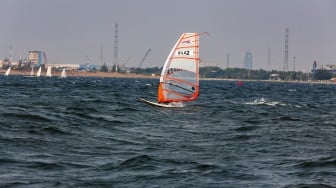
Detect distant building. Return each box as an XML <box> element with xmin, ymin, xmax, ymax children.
<box><xmin>269</xmin><ymin>74</ymin><xmax>281</xmax><ymax>81</ymax></box>
<box><xmin>326</xmin><ymin>64</ymin><xmax>336</xmax><ymax>74</ymax></box>
<box><xmin>78</xmin><ymin>64</ymin><xmax>100</xmax><ymax>72</ymax></box>
<box><xmin>312</xmin><ymin>61</ymin><xmax>318</xmax><ymax>73</ymax></box>
<box><xmin>28</xmin><ymin>51</ymin><xmax>46</xmax><ymax>66</ymax></box>
<box><xmin>51</xmin><ymin>64</ymin><xmax>80</xmax><ymax>70</ymax></box>
<box><xmin>312</xmin><ymin>61</ymin><xmax>336</xmax><ymax>74</ymax></box>
<box><xmin>244</xmin><ymin>52</ymin><xmax>253</xmax><ymax>70</ymax></box>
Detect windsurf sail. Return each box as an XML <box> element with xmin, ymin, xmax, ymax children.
<box><xmin>30</xmin><ymin>66</ymin><xmax>34</xmax><ymax>76</ymax></box>
<box><xmin>158</xmin><ymin>33</ymin><xmax>201</xmax><ymax>103</ymax></box>
<box><xmin>5</xmin><ymin>67</ymin><xmax>11</xmax><ymax>76</ymax></box>
<box><xmin>36</xmin><ymin>67</ymin><xmax>41</xmax><ymax>77</ymax></box>
<box><xmin>61</xmin><ymin>68</ymin><xmax>66</xmax><ymax>78</ymax></box>
<box><xmin>46</xmin><ymin>66</ymin><xmax>52</xmax><ymax>77</ymax></box>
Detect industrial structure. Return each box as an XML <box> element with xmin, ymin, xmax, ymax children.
<box><xmin>227</xmin><ymin>54</ymin><xmax>229</xmax><ymax>68</ymax></box>
<box><xmin>268</xmin><ymin>47</ymin><xmax>271</xmax><ymax>70</ymax></box>
<box><xmin>283</xmin><ymin>28</ymin><xmax>289</xmax><ymax>71</ymax></box>
<box><xmin>113</xmin><ymin>23</ymin><xmax>119</xmax><ymax>66</ymax></box>
<box><xmin>293</xmin><ymin>56</ymin><xmax>296</xmax><ymax>71</ymax></box>
<box><xmin>100</xmin><ymin>44</ymin><xmax>104</xmax><ymax>65</ymax></box>
<box><xmin>138</xmin><ymin>49</ymin><xmax>151</xmax><ymax>68</ymax></box>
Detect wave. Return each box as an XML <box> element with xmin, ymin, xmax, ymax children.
<box><xmin>2</xmin><ymin>77</ymin><xmax>336</xmax><ymax>187</ymax></box>
<box><xmin>245</xmin><ymin>97</ymin><xmax>303</xmax><ymax>108</ymax></box>
<box><xmin>3</xmin><ymin>112</ymin><xmax>52</xmax><ymax>122</ymax></box>
<box><xmin>0</xmin><ymin>157</ymin><xmax>20</xmax><ymax>165</ymax></box>
<box><xmin>26</xmin><ymin>161</ymin><xmax>65</xmax><ymax>170</ymax></box>
<box><xmin>282</xmin><ymin>183</ymin><xmax>335</xmax><ymax>188</ymax></box>
<box><xmin>235</xmin><ymin>125</ymin><xmax>260</xmax><ymax>131</ymax></box>
<box><xmin>119</xmin><ymin>154</ymin><xmax>154</xmax><ymax>167</ymax></box>
<box><xmin>295</xmin><ymin>156</ymin><xmax>336</xmax><ymax>168</ymax></box>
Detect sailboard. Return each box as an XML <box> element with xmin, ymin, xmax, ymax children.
<box><xmin>30</xmin><ymin>66</ymin><xmax>34</xmax><ymax>76</ymax></box>
<box><xmin>36</xmin><ymin>67</ymin><xmax>41</xmax><ymax>77</ymax></box>
<box><xmin>142</xmin><ymin>32</ymin><xmax>204</xmax><ymax>108</ymax></box>
<box><xmin>140</xmin><ymin>98</ymin><xmax>185</xmax><ymax>108</ymax></box>
<box><xmin>46</xmin><ymin>66</ymin><xmax>52</xmax><ymax>77</ymax></box>
<box><xmin>4</xmin><ymin>67</ymin><xmax>11</xmax><ymax>76</ymax></box>
<box><xmin>60</xmin><ymin>68</ymin><xmax>67</xmax><ymax>78</ymax></box>
<box><xmin>24</xmin><ymin>66</ymin><xmax>37</xmax><ymax>78</ymax></box>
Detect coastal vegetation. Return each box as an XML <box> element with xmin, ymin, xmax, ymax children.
<box><xmin>2</xmin><ymin>64</ymin><xmax>333</xmax><ymax>81</ymax></box>
<box><xmin>100</xmin><ymin>63</ymin><xmax>109</xmax><ymax>72</ymax></box>
<box><xmin>129</xmin><ymin>66</ymin><xmax>333</xmax><ymax>81</ymax></box>
<box><xmin>312</xmin><ymin>69</ymin><xmax>333</xmax><ymax>80</ymax></box>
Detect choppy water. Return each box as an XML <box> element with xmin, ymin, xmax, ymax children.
<box><xmin>0</xmin><ymin>76</ymin><xmax>335</xmax><ymax>187</ymax></box>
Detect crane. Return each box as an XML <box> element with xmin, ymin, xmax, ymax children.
<box><xmin>138</xmin><ymin>49</ymin><xmax>151</xmax><ymax>68</ymax></box>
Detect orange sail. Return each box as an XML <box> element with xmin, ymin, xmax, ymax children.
<box><xmin>157</xmin><ymin>33</ymin><xmax>200</xmax><ymax>103</ymax></box>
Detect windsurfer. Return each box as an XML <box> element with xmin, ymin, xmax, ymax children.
<box><xmin>143</xmin><ymin>33</ymin><xmax>200</xmax><ymax>108</ymax></box>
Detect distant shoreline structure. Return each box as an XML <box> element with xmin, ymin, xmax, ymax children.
<box><xmin>201</xmin><ymin>77</ymin><xmax>336</xmax><ymax>84</ymax></box>
<box><xmin>1</xmin><ymin>69</ymin><xmax>159</xmax><ymax>79</ymax></box>
<box><xmin>2</xmin><ymin>69</ymin><xmax>336</xmax><ymax>85</ymax></box>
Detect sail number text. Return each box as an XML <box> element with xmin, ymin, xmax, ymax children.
<box><xmin>177</xmin><ymin>50</ymin><xmax>193</xmax><ymax>56</ymax></box>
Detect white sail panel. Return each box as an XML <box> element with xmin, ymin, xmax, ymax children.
<box><xmin>61</xmin><ymin>68</ymin><xmax>66</xmax><ymax>78</ymax></box>
<box><xmin>5</xmin><ymin>67</ymin><xmax>11</xmax><ymax>76</ymax></box>
<box><xmin>169</xmin><ymin>60</ymin><xmax>196</xmax><ymax>73</ymax></box>
<box><xmin>30</xmin><ymin>67</ymin><xmax>34</xmax><ymax>76</ymax></box>
<box><xmin>36</xmin><ymin>67</ymin><xmax>41</xmax><ymax>77</ymax></box>
<box><xmin>46</xmin><ymin>66</ymin><xmax>52</xmax><ymax>77</ymax></box>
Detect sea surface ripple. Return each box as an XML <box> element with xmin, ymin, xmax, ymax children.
<box><xmin>0</xmin><ymin>76</ymin><xmax>335</xmax><ymax>187</ymax></box>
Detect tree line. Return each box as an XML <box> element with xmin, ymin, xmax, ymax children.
<box><xmin>130</xmin><ymin>66</ymin><xmax>334</xmax><ymax>81</ymax></box>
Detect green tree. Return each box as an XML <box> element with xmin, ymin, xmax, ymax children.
<box><xmin>313</xmin><ymin>69</ymin><xmax>332</xmax><ymax>80</ymax></box>
<box><xmin>100</xmin><ymin>62</ymin><xmax>108</xmax><ymax>72</ymax></box>
<box><xmin>111</xmin><ymin>64</ymin><xmax>116</xmax><ymax>72</ymax></box>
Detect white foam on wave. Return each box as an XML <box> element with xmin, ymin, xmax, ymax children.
<box><xmin>245</xmin><ymin>97</ymin><xmax>302</xmax><ymax>108</ymax></box>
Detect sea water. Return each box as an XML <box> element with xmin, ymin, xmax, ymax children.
<box><xmin>0</xmin><ymin>76</ymin><xmax>335</xmax><ymax>187</ymax></box>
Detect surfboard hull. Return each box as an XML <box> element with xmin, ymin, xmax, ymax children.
<box><xmin>140</xmin><ymin>98</ymin><xmax>185</xmax><ymax>108</ymax></box>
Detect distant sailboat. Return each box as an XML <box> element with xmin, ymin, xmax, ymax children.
<box><xmin>60</xmin><ymin>68</ymin><xmax>67</xmax><ymax>78</ymax></box>
<box><xmin>141</xmin><ymin>32</ymin><xmax>205</xmax><ymax>107</ymax></box>
<box><xmin>4</xmin><ymin>67</ymin><xmax>11</xmax><ymax>76</ymax></box>
<box><xmin>24</xmin><ymin>66</ymin><xmax>36</xmax><ymax>78</ymax></box>
<box><xmin>36</xmin><ymin>67</ymin><xmax>41</xmax><ymax>77</ymax></box>
<box><xmin>46</xmin><ymin>66</ymin><xmax>52</xmax><ymax>77</ymax></box>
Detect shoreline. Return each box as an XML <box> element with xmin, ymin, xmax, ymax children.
<box><xmin>2</xmin><ymin>69</ymin><xmax>336</xmax><ymax>85</ymax></box>
<box><xmin>1</xmin><ymin>69</ymin><xmax>160</xmax><ymax>79</ymax></box>
<box><xmin>201</xmin><ymin>77</ymin><xmax>336</xmax><ymax>84</ymax></box>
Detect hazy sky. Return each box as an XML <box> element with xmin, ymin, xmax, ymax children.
<box><xmin>0</xmin><ymin>0</ymin><xmax>335</xmax><ymax>72</ymax></box>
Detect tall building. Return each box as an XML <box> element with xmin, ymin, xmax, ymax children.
<box><xmin>28</xmin><ymin>51</ymin><xmax>46</xmax><ymax>66</ymax></box>
<box><xmin>113</xmin><ymin>23</ymin><xmax>119</xmax><ymax>66</ymax></box>
<box><xmin>244</xmin><ymin>52</ymin><xmax>253</xmax><ymax>70</ymax></box>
